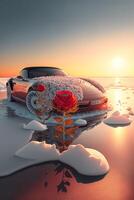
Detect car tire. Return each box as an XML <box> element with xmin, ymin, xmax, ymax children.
<box><xmin>26</xmin><ymin>90</ymin><xmax>52</xmax><ymax>120</ymax></box>
<box><xmin>26</xmin><ymin>90</ymin><xmax>43</xmax><ymax>114</ymax></box>
<box><xmin>7</xmin><ymin>85</ymin><xmax>14</xmax><ymax>102</ymax></box>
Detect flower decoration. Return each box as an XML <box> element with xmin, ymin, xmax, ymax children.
<box><xmin>52</xmin><ymin>90</ymin><xmax>79</xmax><ymax>151</ymax></box>
<box><xmin>34</xmin><ymin>76</ymin><xmax>84</xmax><ymax>101</ymax></box>
<box><xmin>29</xmin><ymin>77</ymin><xmax>84</xmax><ymax>145</ymax></box>
<box><xmin>37</xmin><ymin>84</ymin><xmax>46</xmax><ymax>92</ymax></box>
<box><xmin>53</xmin><ymin>90</ymin><xmax>78</xmax><ymax>113</ymax></box>
<box><xmin>32</xmin><ymin>77</ymin><xmax>83</xmax><ymax>121</ymax></box>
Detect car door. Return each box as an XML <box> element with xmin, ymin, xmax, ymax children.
<box><xmin>19</xmin><ymin>79</ymin><xmax>30</xmax><ymax>101</ymax></box>
<box><xmin>12</xmin><ymin>77</ymin><xmax>29</xmax><ymax>101</ymax></box>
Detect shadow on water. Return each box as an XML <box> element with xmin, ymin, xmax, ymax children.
<box><xmin>52</xmin><ymin>161</ymin><xmax>106</xmax><ymax>192</ymax></box>
<box><xmin>0</xmin><ymin>160</ymin><xmax>106</xmax><ymax>199</ymax></box>
<box><xmin>43</xmin><ymin>161</ymin><xmax>106</xmax><ymax>193</ymax></box>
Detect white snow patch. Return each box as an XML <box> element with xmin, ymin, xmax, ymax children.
<box><xmin>15</xmin><ymin>142</ymin><xmax>109</xmax><ymax>176</ymax></box>
<box><xmin>4</xmin><ymin>100</ymin><xmax>38</xmax><ymax>120</ymax></box>
<box><xmin>23</xmin><ymin>120</ymin><xmax>47</xmax><ymax>131</ymax></box>
<box><xmin>104</xmin><ymin>111</ymin><xmax>132</xmax><ymax>127</ymax></box>
<box><xmin>15</xmin><ymin>141</ymin><xmax>59</xmax><ymax>160</ymax></box>
<box><xmin>60</xmin><ymin>144</ymin><xmax>109</xmax><ymax>176</ymax></box>
<box><xmin>0</xmin><ymin>114</ymin><xmax>109</xmax><ymax>176</ymax></box>
<box><xmin>74</xmin><ymin>119</ymin><xmax>87</xmax><ymax>126</ymax></box>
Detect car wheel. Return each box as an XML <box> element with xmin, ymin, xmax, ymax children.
<box><xmin>26</xmin><ymin>90</ymin><xmax>52</xmax><ymax>120</ymax></box>
<box><xmin>26</xmin><ymin>90</ymin><xmax>43</xmax><ymax>114</ymax></box>
<box><xmin>7</xmin><ymin>85</ymin><xmax>14</xmax><ymax>102</ymax></box>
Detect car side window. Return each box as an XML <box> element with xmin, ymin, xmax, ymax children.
<box><xmin>20</xmin><ymin>70</ymin><xmax>28</xmax><ymax>79</ymax></box>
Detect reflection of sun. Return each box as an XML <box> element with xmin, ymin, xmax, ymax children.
<box><xmin>112</xmin><ymin>57</ymin><xmax>125</xmax><ymax>70</ymax></box>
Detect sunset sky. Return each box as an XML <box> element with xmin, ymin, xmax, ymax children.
<box><xmin>0</xmin><ymin>0</ymin><xmax>134</xmax><ymax>77</ymax></box>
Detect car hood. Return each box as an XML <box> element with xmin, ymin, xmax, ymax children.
<box><xmin>33</xmin><ymin>76</ymin><xmax>104</xmax><ymax>101</ymax></box>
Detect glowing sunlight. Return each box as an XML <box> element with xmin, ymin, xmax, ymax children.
<box><xmin>112</xmin><ymin>57</ymin><xmax>125</xmax><ymax>72</ymax></box>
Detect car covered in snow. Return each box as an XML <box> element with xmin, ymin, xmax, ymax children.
<box><xmin>6</xmin><ymin>66</ymin><xmax>108</xmax><ymax>115</ymax></box>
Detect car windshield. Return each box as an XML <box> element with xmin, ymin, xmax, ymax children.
<box><xmin>28</xmin><ymin>68</ymin><xmax>67</xmax><ymax>78</ymax></box>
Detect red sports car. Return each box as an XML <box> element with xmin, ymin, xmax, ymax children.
<box><xmin>6</xmin><ymin>66</ymin><xmax>108</xmax><ymax>115</ymax></box>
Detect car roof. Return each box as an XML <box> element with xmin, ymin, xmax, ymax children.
<box><xmin>22</xmin><ymin>66</ymin><xmax>61</xmax><ymax>71</ymax></box>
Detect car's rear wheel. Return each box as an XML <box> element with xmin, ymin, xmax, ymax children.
<box><xmin>26</xmin><ymin>90</ymin><xmax>51</xmax><ymax>119</ymax></box>
<box><xmin>7</xmin><ymin>85</ymin><xmax>14</xmax><ymax>102</ymax></box>
<box><xmin>26</xmin><ymin>91</ymin><xmax>42</xmax><ymax>114</ymax></box>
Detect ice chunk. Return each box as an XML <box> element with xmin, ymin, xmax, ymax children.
<box><xmin>15</xmin><ymin>142</ymin><xmax>109</xmax><ymax>176</ymax></box>
<box><xmin>74</xmin><ymin>119</ymin><xmax>87</xmax><ymax>126</ymax></box>
<box><xmin>104</xmin><ymin>111</ymin><xmax>132</xmax><ymax>127</ymax></box>
<box><xmin>15</xmin><ymin>141</ymin><xmax>59</xmax><ymax>160</ymax></box>
<box><xmin>59</xmin><ymin>144</ymin><xmax>109</xmax><ymax>176</ymax></box>
<box><xmin>23</xmin><ymin>120</ymin><xmax>47</xmax><ymax>131</ymax></box>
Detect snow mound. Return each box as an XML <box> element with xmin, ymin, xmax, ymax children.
<box><xmin>5</xmin><ymin>100</ymin><xmax>38</xmax><ymax>120</ymax></box>
<box><xmin>74</xmin><ymin>119</ymin><xmax>87</xmax><ymax>126</ymax></box>
<box><xmin>59</xmin><ymin>144</ymin><xmax>109</xmax><ymax>175</ymax></box>
<box><xmin>15</xmin><ymin>141</ymin><xmax>59</xmax><ymax>160</ymax></box>
<box><xmin>15</xmin><ymin>142</ymin><xmax>109</xmax><ymax>176</ymax></box>
<box><xmin>23</xmin><ymin>120</ymin><xmax>47</xmax><ymax>131</ymax></box>
<box><xmin>104</xmin><ymin>111</ymin><xmax>132</xmax><ymax>127</ymax></box>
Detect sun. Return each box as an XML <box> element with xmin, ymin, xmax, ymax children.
<box><xmin>112</xmin><ymin>57</ymin><xmax>125</xmax><ymax>69</ymax></box>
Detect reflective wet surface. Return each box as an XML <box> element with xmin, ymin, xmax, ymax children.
<box><xmin>0</xmin><ymin>77</ymin><xmax>134</xmax><ymax>200</ymax></box>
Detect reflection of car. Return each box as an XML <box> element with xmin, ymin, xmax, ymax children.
<box><xmin>6</xmin><ymin>66</ymin><xmax>108</xmax><ymax>114</ymax></box>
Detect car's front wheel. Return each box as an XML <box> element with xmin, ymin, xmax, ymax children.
<box><xmin>7</xmin><ymin>85</ymin><xmax>13</xmax><ymax>102</ymax></box>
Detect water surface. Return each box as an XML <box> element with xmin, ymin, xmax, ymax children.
<box><xmin>0</xmin><ymin>77</ymin><xmax>134</xmax><ymax>200</ymax></box>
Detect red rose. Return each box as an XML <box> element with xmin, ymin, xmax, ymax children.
<box><xmin>37</xmin><ymin>84</ymin><xmax>46</xmax><ymax>92</ymax></box>
<box><xmin>53</xmin><ymin>90</ymin><xmax>77</xmax><ymax>113</ymax></box>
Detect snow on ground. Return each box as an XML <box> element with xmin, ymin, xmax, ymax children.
<box><xmin>104</xmin><ymin>111</ymin><xmax>132</xmax><ymax>127</ymax></box>
<box><xmin>60</xmin><ymin>144</ymin><xmax>109</xmax><ymax>175</ymax></box>
<box><xmin>1</xmin><ymin>77</ymin><xmax>134</xmax><ymax>176</ymax></box>
<box><xmin>74</xmin><ymin>119</ymin><xmax>87</xmax><ymax>126</ymax></box>
<box><xmin>0</xmin><ymin>89</ymin><xmax>109</xmax><ymax>177</ymax></box>
<box><xmin>23</xmin><ymin>120</ymin><xmax>48</xmax><ymax>131</ymax></box>
<box><xmin>0</xmin><ymin>115</ymin><xmax>109</xmax><ymax>176</ymax></box>
<box><xmin>0</xmin><ymin>116</ymin><xmax>35</xmax><ymax>176</ymax></box>
<box><xmin>15</xmin><ymin>141</ymin><xmax>59</xmax><ymax>161</ymax></box>
<box><xmin>3</xmin><ymin>100</ymin><xmax>38</xmax><ymax>120</ymax></box>
<box><xmin>15</xmin><ymin>142</ymin><xmax>109</xmax><ymax>176</ymax></box>
<box><xmin>4</xmin><ymin>99</ymin><xmax>107</xmax><ymax>123</ymax></box>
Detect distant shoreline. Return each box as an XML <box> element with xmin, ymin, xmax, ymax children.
<box><xmin>0</xmin><ymin>76</ymin><xmax>134</xmax><ymax>79</ymax></box>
